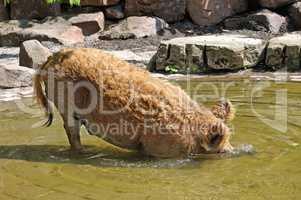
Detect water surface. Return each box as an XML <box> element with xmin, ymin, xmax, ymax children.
<box><xmin>0</xmin><ymin>80</ymin><xmax>300</xmax><ymax>200</ymax></box>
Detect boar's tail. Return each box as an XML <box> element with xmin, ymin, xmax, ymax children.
<box><xmin>33</xmin><ymin>65</ymin><xmax>54</xmax><ymax>127</ymax></box>
<box><xmin>211</xmin><ymin>99</ymin><xmax>235</xmax><ymax>123</ymax></box>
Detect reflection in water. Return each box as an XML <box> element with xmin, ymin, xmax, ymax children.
<box><xmin>0</xmin><ymin>80</ymin><xmax>300</xmax><ymax>200</ymax></box>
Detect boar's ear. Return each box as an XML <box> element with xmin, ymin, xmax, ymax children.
<box><xmin>211</xmin><ymin>99</ymin><xmax>235</xmax><ymax>123</ymax></box>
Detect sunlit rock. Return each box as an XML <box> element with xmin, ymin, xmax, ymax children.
<box><xmin>69</xmin><ymin>12</ymin><xmax>105</xmax><ymax>36</ymax></box>
<box><xmin>155</xmin><ymin>34</ymin><xmax>267</xmax><ymax>73</ymax></box>
<box><xmin>19</xmin><ymin>40</ymin><xmax>52</xmax><ymax>68</ymax></box>
<box><xmin>0</xmin><ymin>17</ymin><xmax>84</xmax><ymax>47</ymax></box>
<box><xmin>0</xmin><ymin>64</ymin><xmax>34</xmax><ymax>88</ymax></box>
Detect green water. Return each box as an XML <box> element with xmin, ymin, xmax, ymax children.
<box><xmin>0</xmin><ymin>80</ymin><xmax>300</xmax><ymax>200</ymax></box>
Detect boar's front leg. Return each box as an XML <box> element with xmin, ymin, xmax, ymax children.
<box><xmin>63</xmin><ymin>117</ymin><xmax>83</xmax><ymax>152</ymax></box>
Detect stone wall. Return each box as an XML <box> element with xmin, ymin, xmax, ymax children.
<box><xmin>153</xmin><ymin>33</ymin><xmax>301</xmax><ymax>73</ymax></box>
<box><xmin>0</xmin><ymin>0</ymin><xmax>301</xmax><ymax>86</ymax></box>
<box><xmin>1</xmin><ymin>0</ymin><xmax>301</xmax><ymax>31</ymax></box>
<box><xmin>0</xmin><ymin>0</ymin><xmax>9</xmax><ymax>21</ymax></box>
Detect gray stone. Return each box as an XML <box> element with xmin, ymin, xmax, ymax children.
<box><xmin>0</xmin><ymin>87</ymin><xmax>33</xmax><ymax>102</ymax></box>
<box><xmin>99</xmin><ymin>16</ymin><xmax>168</xmax><ymax>39</ymax></box>
<box><xmin>185</xmin><ymin>44</ymin><xmax>204</xmax><ymax>73</ymax></box>
<box><xmin>155</xmin><ymin>43</ymin><xmax>169</xmax><ymax>70</ymax></box>
<box><xmin>224</xmin><ymin>9</ymin><xmax>287</xmax><ymax>34</ymax></box>
<box><xmin>168</xmin><ymin>44</ymin><xmax>186</xmax><ymax>70</ymax></box>
<box><xmin>99</xmin><ymin>32</ymin><xmax>136</xmax><ymax>40</ymax></box>
<box><xmin>125</xmin><ymin>0</ymin><xmax>185</xmax><ymax>23</ymax></box>
<box><xmin>19</xmin><ymin>40</ymin><xmax>52</xmax><ymax>68</ymax></box>
<box><xmin>105</xmin><ymin>4</ymin><xmax>125</xmax><ymax>20</ymax></box>
<box><xmin>187</xmin><ymin>0</ymin><xmax>248</xmax><ymax>26</ymax></box>
<box><xmin>155</xmin><ymin>34</ymin><xmax>267</xmax><ymax>72</ymax></box>
<box><xmin>0</xmin><ymin>64</ymin><xmax>35</xmax><ymax>88</ymax></box>
<box><xmin>0</xmin><ymin>0</ymin><xmax>9</xmax><ymax>21</ymax></box>
<box><xmin>258</xmin><ymin>0</ymin><xmax>296</xmax><ymax>9</ymax></box>
<box><xmin>0</xmin><ymin>47</ymin><xmax>19</xmax><ymax>67</ymax></box>
<box><xmin>69</xmin><ymin>12</ymin><xmax>105</xmax><ymax>35</ymax></box>
<box><xmin>10</xmin><ymin>0</ymin><xmax>61</xmax><ymax>20</ymax></box>
<box><xmin>0</xmin><ymin>17</ymin><xmax>84</xmax><ymax>47</ymax></box>
<box><xmin>107</xmin><ymin>50</ymin><xmax>156</xmax><ymax>66</ymax></box>
<box><xmin>80</xmin><ymin>0</ymin><xmax>120</xmax><ymax>6</ymax></box>
<box><xmin>288</xmin><ymin>2</ymin><xmax>301</xmax><ymax>29</ymax></box>
<box><xmin>266</xmin><ymin>33</ymin><xmax>301</xmax><ymax>70</ymax></box>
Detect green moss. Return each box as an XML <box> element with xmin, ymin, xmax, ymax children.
<box><xmin>189</xmin><ymin>64</ymin><xmax>201</xmax><ymax>74</ymax></box>
<box><xmin>47</xmin><ymin>0</ymin><xmax>81</xmax><ymax>6</ymax></box>
<box><xmin>164</xmin><ymin>64</ymin><xmax>179</xmax><ymax>74</ymax></box>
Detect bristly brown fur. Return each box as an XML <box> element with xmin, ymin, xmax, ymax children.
<box><xmin>35</xmin><ymin>48</ymin><xmax>235</xmax><ymax>157</ymax></box>
<box><xmin>211</xmin><ymin>99</ymin><xmax>235</xmax><ymax>123</ymax></box>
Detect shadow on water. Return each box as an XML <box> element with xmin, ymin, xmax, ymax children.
<box><xmin>0</xmin><ymin>144</ymin><xmax>254</xmax><ymax>169</ymax></box>
<box><xmin>0</xmin><ymin>145</ymin><xmax>204</xmax><ymax>169</ymax></box>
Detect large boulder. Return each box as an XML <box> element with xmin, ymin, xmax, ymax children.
<box><xmin>288</xmin><ymin>2</ymin><xmax>301</xmax><ymax>29</ymax></box>
<box><xmin>155</xmin><ymin>34</ymin><xmax>267</xmax><ymax>73</ymax></box>
<box><xmin>80</xmin><ymin>0</ymin><xmax>119</xmax><ymax>6</ymax></box>
<box><xmin>0</xmin><ymin>17</ymin><xmax>84</xmax><ymax>47</ymax></box>
<box><xmin>187</xmin><ymin>0</ymin><xmax>248</xmax><ymax>26</ymax></box>
<box><xmin>266</xmin><ymin>32</ymin><xmax>301</xmax><ymax>71</ymax></box>
<box><xmin>10</xmin><ymin>0</ymin><xmax>61</xmax><ymax>20</ymax></box>
<box><xmin>0</xmin><ymin>64</ymin><xmax>34</xmax><ymax>88</ymax></box>
<box><xmin>258</xmin><ymin>0</ymin><xmax>296</xmax><ymax>9</ymax></box>
<box><xmin>224</xmin><ymin>9</ymin><xmax>288</xmax><ymax>34</ymax></box>
<box><xmin>99</xmin><ymin>16</ymin><xmax>168</xmax><ymax>39</ymax></box>
<box><xmin>0</xmin><ymin>0</ymin><xmax>9</xmax><ymax>21</ymax></box>
<box><xmin>19</xmin><ymin>40</ymin><xmax>52</xmax><ymax>68</ymax></box>
<box><xmin>125</xmin><ymin>0</ymin><xmax>185</xmax><ymax>23</ymax></box>
<box><xmin>69</xmin><ymin>12</ymin><xmax>105</xmax><ymax>35</ymax></box>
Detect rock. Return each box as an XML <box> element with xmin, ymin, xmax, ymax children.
<box><xmin>155</xmin><ymin>34</ymin><xmax>267</xmax><ymax>72</ymax></box>
<box><xmin>288</xmin><ymin>2</ymin><xmax>301</xmax><ymax>29</ymax></box>
<box><xmin>19</xmin><ymin>40</ymin><xmax>52</xmax><ymax>68</ymax></box>
<box><xmin>80</xmin><ymin>0</ymin><xmax>119</xmax><ymax>6</ymax></box>
<box><xmin>0</xmin><ymin>47</ymin><xmax>19</xmax><ymax>67</ymax></box>
<box><xmin>10</xmin><ymin>0</ymin><xmax>61</xmax><ymax>20</ymax></box>
<box><xmin>107</xmin><ymin>50</ymin><xmax>156</xmax><ymax>66</ymax></box>
<box><xmin>187</xmin><ymin>0</ymin><xmax>248</xmax><ymax>26</ymax></box>
<box><xmin>99</xmin><ymin>16</ymin><xmax>168</xmax><ymax>39</ymax></box>
<box><xmin>99</xmin><ymin>32</ymin><xmax>136</xmax><ymax>40</ymax></box>
<box><xmin>0</xmin><ymin>17</ymin><xmax>84</xmax><ymax>47</ymax></box>
<box><xmin>266</xmin><ymin>32</ymin><xmax>301</xmax><ymax>70</ymax></box>
<box><xmin>258</xmin><ymin>0</ymin><xmax>296</xmax><ymax>9</ymax></box>
<box><xmin>69</xmin><ymin>12</ymin><xmax>105</xmax><ymax>35</ymax></box>
<box><xmin>0</xmin><ymin>0</ymin><xmax>9</xmax><ymax>21</ymax></box>
<box><xmin>224</xmin><ymin>9</ymin><xmax>288</xmax><ymax>34</ymax></box>
<box><xmin>105</xmin><ymin>4</ymin><xmax>125</xmax><ymax>20</ymax></box>
<box><xmin>0</xmin><ymin>64</ymin><xmax>35</xmax><ymax>88</ymax></box>
<box><xmin>0</xmin><ymin>46</ymin><xmax>35</xmax><ymax>89</ymax></box>
<box><xmin>125</xmin><ymin>0</ymin><xmax>185</xmax><ymax>23</ymax></box>
<box><xmin>0</xmin><ymin>87</ymin><xmax>33</xmax><ymax>102</ymax></box>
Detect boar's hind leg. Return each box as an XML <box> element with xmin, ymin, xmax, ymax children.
<box><xmin>63</xmin><ymin>117</ymin><xmax>83</xmax><ymax>152</ymax></box>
